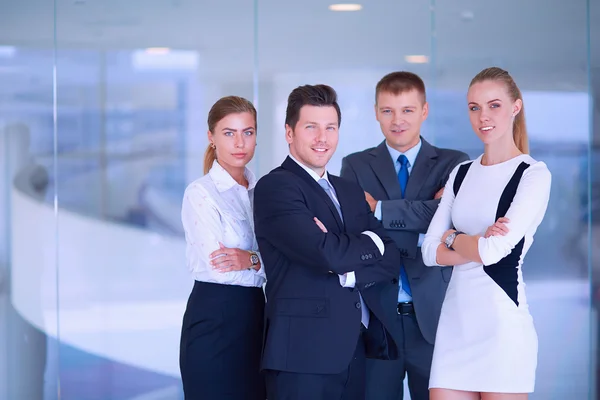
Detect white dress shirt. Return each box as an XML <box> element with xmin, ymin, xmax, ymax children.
<box><xmin>181</xmin><ymin>160</ymin><xmax>266</xmax><ymax>287</ymax></box>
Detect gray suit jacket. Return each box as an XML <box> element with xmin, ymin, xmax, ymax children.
<box><xmin>340</xmin><ymin>137</ymin><xmax>469</xmax><ymax>344</ymax></box>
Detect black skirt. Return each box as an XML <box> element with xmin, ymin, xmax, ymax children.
<box><xmin>179</xmin><ymin>280</ymin><xmax>266</xmax><ymax>400</ymax></box>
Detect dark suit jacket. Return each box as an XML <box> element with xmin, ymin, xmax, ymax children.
<box><xmin>253</xmin><ymin>156</ymin><xmax>401</xmax><ymax>375</ymax></box>
<box><xmin>340</xmin><ymin>138</ymin><xmax>469</xmax><ymax>344</ymax></box>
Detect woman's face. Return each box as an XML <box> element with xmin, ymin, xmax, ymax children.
<box><xmin>208</xmin><ymin>112</ymin><xmax>257</xmax><ymax>171</ymax></box>
<box><xmin>467</xmin><ymin>80</ymin><xmax>522</xmax><ymax>147</ymax></box>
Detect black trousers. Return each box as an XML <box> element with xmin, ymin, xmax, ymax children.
<box><xmin>265</xmin><ymin>329</ymin><xmax>366</xmax><ymax>400</ymax></box>
<box><xmin>179</xmin><ymin>280</ymin><xmax>266</xmax><ymax>400</ymax></box>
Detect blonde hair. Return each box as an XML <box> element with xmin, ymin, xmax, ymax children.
<box><xmin>203</xmin><ymin>96</ymin><xmax>257</xmax><ymax>174</ymax></box>
<box><xmin>469</xmin><ymin>67</ymin><xmax>529</xmax><ymax>154</ymax></box>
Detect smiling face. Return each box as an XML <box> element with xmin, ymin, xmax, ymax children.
<box><xmin>285</xmin><ymin>105</ymin><xmax>339</xmax><ymax>177</ymax></box>
<box><xmin>467</xmin><ymin>80</ymin><xmax>522</xmax><ymax>147</ymax></box>
<box><xmin>208</xmin><ymin>111</ymin><xmax>256</xmax><ymax>172</ymax></box>
<box><xmin>375</xmin><ymin>89</ymin><xmax>428</xmax><ymax>153</ymax></box>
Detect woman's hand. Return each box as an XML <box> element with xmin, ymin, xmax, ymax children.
<box><xmin>209</xmin><ymin>243</ymin><xmax>254</xmax><ymax>272</ymax></box>
<box><xmin>314</xmin><ymin>217</ymin><xmax>328</xmax><ymax>233</ymax></box>
<box><xmin>484</xmin><ymin>217</ymin><xmax>510</xmax><ymax>238</ymax></box>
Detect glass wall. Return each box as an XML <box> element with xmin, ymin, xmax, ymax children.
<box><xmin>0</xmin><ymin>0</ymin><xmax>596</xmax><ymax>399</ymax></box>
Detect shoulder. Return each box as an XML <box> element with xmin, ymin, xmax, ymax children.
<box><xmin>255</xmin><ymin>166</ymin><xmax>301</xmax><ymax>193</ymax></box>
<box><xmin>521</xmin><ymin>155</ymin><xmax>552</xmax><ymax>184</ymax></box>
<box><xmin>341</xmin><ymin>147</ymin><xmax>377</xmax><ymax>167</ymax></box>
<box><xmin>430</xmin><ymin>144</ymin><xmax>470</xmax><ymax>164</ymax></box>
<box><xmin>183</xmin><ymin>175</ymin><xmax>217</xmax><ymax>205</ymax></box>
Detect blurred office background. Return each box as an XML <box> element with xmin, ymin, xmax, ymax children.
<box><xmin>0</xmin><ymin>0</ymin><xmax>598</xmax><ymax>399</ymax></box>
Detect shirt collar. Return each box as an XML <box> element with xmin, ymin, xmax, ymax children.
<box><xmin>385</xmin><ymin>139</ymin><xmax>422</xmax><ymax>168</ymax></box>
<box><xmin>288</xmin><ymin>154</ymin><xmax>332</xmax><ymax>186</ymax></box>
<box><xmin>208</xmin><ymin>160</ymin><xmax>257</xmax><ymax>192</ymax></box>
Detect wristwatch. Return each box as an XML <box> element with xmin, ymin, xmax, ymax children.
<box><xmin>249</xmin><ymin>251</ymin><xmax>260</xmax><ymax>267</ymax></box>
<box><xmin>444</xmin><ymin>231</ymin><xmax>465</xmax><ymax>250</ymax></box>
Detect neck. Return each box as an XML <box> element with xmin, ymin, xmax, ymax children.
<box><xmin>218</xmin><ymin>161</ymin><xmax>248</xmax><ymax>188</ymax></box>
<box><xmin>386</xmin><ymin>136</ymin><xmax>420</xmax><ymax>154</ymax></box>
<box><xmin>482</xmin><ymin>135</ymin><xmax>522</xmax><ymax>165</ymax></box>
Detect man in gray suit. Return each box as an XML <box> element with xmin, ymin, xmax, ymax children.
<box><xmin>340</xmin><ymin>71</ymin><xmax>469</xmax><ymax>400</ymax></box>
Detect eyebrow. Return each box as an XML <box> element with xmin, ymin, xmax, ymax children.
<box><xmin>468</xmin><ymin>99</ymin><xmax>502</xmax><ymax>106</ymax></box>
<box><xmin>221</xmin><ymin>126</ymin><xmax>255</xmax><ymax>132</ymax></box>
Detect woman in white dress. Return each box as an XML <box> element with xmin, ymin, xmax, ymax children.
<box><xmin>179</xmin><ymin>96</ymin><xmax>266</xmax><ymax>399</ymax></box>
<box><xmin>422</xmin><ymin>67</ymin><xmax>552</xmax><ymax>400</ymax></box>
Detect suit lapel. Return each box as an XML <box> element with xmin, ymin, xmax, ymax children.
<box><xmin>369</xmin><ymin>141</ymin><xmax>402</xmax><ymax>200</ymax></box>
<box><xmin>404</xmin><ymin>138</ymin><xmax>438</xmax><ymax>200</ymax></box>
<box><xmin>282</xmin><ymin>156</ymin><xmax>344</xmax><ymax>230</ymax></box>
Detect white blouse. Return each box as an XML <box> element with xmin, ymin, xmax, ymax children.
<box><xmin>181</xmin><ymin>160</ymin><xmax>266</xmax><ymax>287</ymax></box>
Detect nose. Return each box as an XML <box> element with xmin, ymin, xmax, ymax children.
<box><xmin>316</xmin><ymin>127</ymin><xmax>327</xmax><ymax>142</ymax></box>
<box><xmin>479</xmin><ymin>109</ymin><xmax>490</xmax><ymax>123</ymax></box>
<box><xmin>234</xmin><ymin>134</ymin><xmax>244</xmax><ymax>148</ymax></box>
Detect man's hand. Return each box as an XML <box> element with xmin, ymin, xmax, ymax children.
<box><xmin>434</xmin><ymin>187</ymin><xmax>444</xmax><ymax>200</ymax></box>
<box><xmin>364</xmin><ymin>191</ymin><xmax>377</xmax><ymax>212</ymax></box>
<box><xmin>314</xmin><ymin>217</ymin><xmax>328</xmax><ymax>233</ymax></box>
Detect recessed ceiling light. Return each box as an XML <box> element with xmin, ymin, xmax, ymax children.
<box><xmin>145</xmin><ymin>47</ymin><xmax>171</xmax><ymax>55</ymax></box>
<box><xmin>329</xmin><ymin>4</ymin><xmax>362</xmax><ymax>12</ymax></box>
<box><xmin>405</xmin><ymin>55</ymin><xmax>429</xmax><ymax>64</ymax></box>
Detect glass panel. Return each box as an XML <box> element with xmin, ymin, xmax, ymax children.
<box><xmin>434</xmin><ymin>1</ymin><xmax>591</xmax><ymax>398</ymax></box>
<box><xmin>0</xmin><ymin>3</ymin><xmax>60</xmax><ymax>399</ymax></box>
<box><xmin>53</xmin><ymin>1</ymin><xmax>256</xmax><ymax>398</ymax></box>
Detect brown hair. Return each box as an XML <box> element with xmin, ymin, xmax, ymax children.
<box><xmin>203</xmin><ymin>96</ymin><xmax>257</xmax><ymax>174</ymax></box>
<box><xmin>375</xmin><ymin>71</ymin><xmax>426</xmax><ymax>104</ymax></box>
<box><xmin>469</xmin><ymin>67</ymin><xmax>529</xmax><ymax>154</ymax></box>
<box><xmin>285</xmin><ymin>84</ymin><xmax>341</xmax><ymax>130</ymax></box>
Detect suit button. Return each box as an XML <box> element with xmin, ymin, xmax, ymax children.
<box><xmin>361</xmin><ymin>255</ymin><xmax>366</xmax><ymax>260</ymax></box>
<box><xmin>401</xmin><ymin>222</ymin><xmax>406</xmax><ymax>228</ymax></box>
<box><xmin>355</xmin><ymin>302</ymin><xmax>361</xmax><ymax>309</ymax></box>
<box><xmin>368</xmin><ymin>254</ymin><xmax>373</xmax><ymax>259</ymax></box>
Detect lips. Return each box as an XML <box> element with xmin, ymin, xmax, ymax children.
<box><xmin>479</xmin><ymin>126</ymin><xmax>495</xmax><ymax>133</ymax></box>
<box><xmin>232</xmin><ymin>153</ymin><xmax>247</xmax><ymax>158</ymax></box>
<box><xmin>312</xmin><ymin>148</ymin><xmax>329</xmax><ymax>153</ymax></box>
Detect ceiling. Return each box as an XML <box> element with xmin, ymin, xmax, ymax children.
<box><xmin>0</xmin><ymin>0</ymin><xmax>598</xmax><ymax>91</ymax></box>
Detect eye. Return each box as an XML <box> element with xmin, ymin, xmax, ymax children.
<box><xmin>382</xmin><ymin>109</ymin><xmax>391</xmax><ymax>114</ymax></box>
<box><xmin>326</xmin><ymin>126</ymin><xmax>336</xmax><ymax>131</ymax></box>
<box><xmin>469</xmin><ymin>106</ymin><xmax>480</xmax><ymax>112</ymax></box>
<box><xmin>306</xmin><ymin>125</ymin><xmax>315</xmax><ymax>129</ymax></box>
<box><xmin>490</xmin><ymin>103</ymin><xmax>500</xmax><ymax>109</ymax></box>
<box><xmin>224</xmin><ymin>131</ymin><xmax>234</xmax><ymax>136</ymax></box>
<box><xmin>244</xmin><ymin>130</ymin><xmax>254</xmax><ymax>136</ymax></box>
<box><xmin>403</xmin><ymin>109</ymin><xmax>413</xmax><ymax>113</ymax></box>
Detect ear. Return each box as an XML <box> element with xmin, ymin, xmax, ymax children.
<box><xmin>207</xmin><ymin>129</ymin><xmax>213</xmax><ymax>144</ymax></box>
<box><xmin>513</xmin><ymin>99</ymin><xmax>523</xmax><ymax>116</ymax></box>
<box><xmin>285</xmin><ymin>124</ymin><xmax>294</xmax><ymax>144</ymax></box>
<box><xmin>422</xmin><ymin>101</ymin><xmax>429</xmax><ymax>121</ymax></box>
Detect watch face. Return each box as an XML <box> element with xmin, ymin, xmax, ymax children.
<box><xmin>250</xmin><ymin>254</ymin><xmax>259</xmax><ymax>265</ymax></box>
<box><xmin>445</xmin><ymin>232</ymin><xmax>456</xmax><ymax>248</ymax></box>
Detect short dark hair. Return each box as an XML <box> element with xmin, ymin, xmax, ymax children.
<box><xmin>285</xmin><ymin>84</ymin><xmax>342</xmax><ymax>129</ymax></box>
<box><xmin>375</xmin><ymin>71</ymin><xmax>426</xmax><ymax>104</ymax></box>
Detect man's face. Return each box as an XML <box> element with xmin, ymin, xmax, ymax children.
<box><xmin>286</xmin><ymin>105</ymin><xmax>339</xmax><ymax>177</ymax></box>
<box><xmin>375</xmin><ymin>89</ymin><xmax>428</xmax><ymax>153</ymax></box>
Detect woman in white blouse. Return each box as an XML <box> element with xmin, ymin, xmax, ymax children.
<box><xmin>179</xmin><ymin>96</ymin><xmax>266</xmax><ymax>399</ymax></box>
<box><xmin>422</xmin><ymin>67</ymin><xmax>551</xmax><ymax>399</ymax></box>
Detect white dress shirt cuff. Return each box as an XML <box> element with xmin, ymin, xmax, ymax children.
<box><xmin>339</xmin><ymin>272</ymin><xmax>356</xmax><ymax>288</ymax></box>
<box><xmin>374</xmin><ymin>201</ymin><xmax>382</xmax><ymax>220</ymax></box>
<box><xmin>361</xmin><ymin>231</ymin><xmax>385</xmax><ymax>255</ymax></box>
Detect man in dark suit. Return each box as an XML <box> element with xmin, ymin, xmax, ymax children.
<box><xmin>340</xmin><ymin>72</ymin><xmax>469</xmax><ymax>400</ymax></box>
<box><xmin>254</xmin><ymin>84</ymin><xmax>401</xmax><ymax>400</ymax></box>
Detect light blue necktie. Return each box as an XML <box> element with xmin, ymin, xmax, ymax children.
<box><xmin>398</xmin><ymin>155</ymin><xmax>412</xmax><ymax>297</ymax></box>
<box><xmin>318</xmin><ymin>178</ymin><xmax>369</xmax><ymax>327</ymax></box>
<box><xmin>318</xmin><ymin>179</ymin><xmax>343</xmax><ymax>223</ymax></box>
